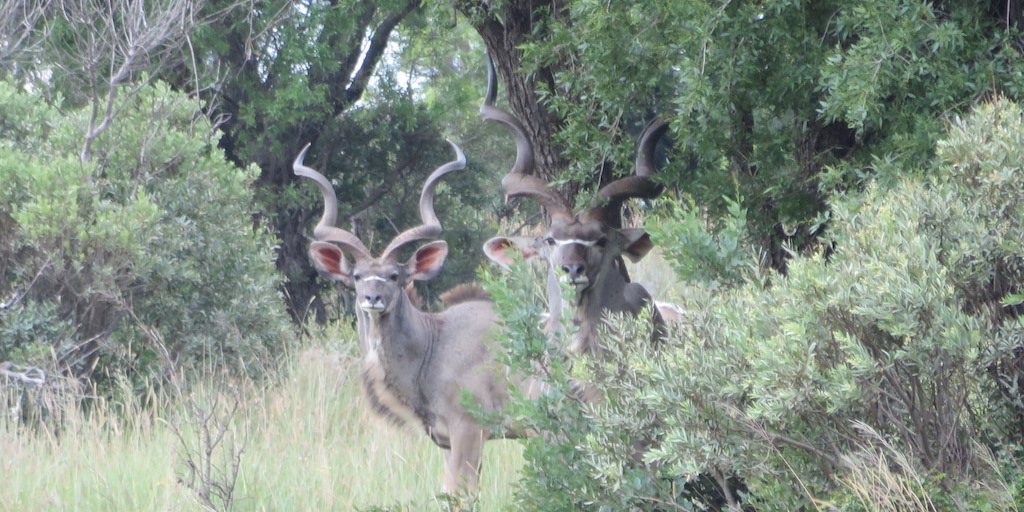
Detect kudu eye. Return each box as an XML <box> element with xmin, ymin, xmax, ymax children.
<box><xmin>353</xmin><ymin>273</ymin><xmax>362</xmax><ymax>282</ymax></box>
<box><xmin>544</xmin><ymin>237</ymin><xmax>556</xmax><ymax>246</ymax></box>
<box><xmin>389</xmin><ymin>273</ymin><xmax>399</xmax><ymax>282</ymax></box>
<box><xmin>595</xmin><ymin>237</ymin><xmax>608</xmax><ymax>248</ymax></box>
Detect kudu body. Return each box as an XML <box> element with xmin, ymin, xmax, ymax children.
<box><xmin>295</xmin><ymin>143</ymin><xmax>530</xmax><ymax>494</ymax></box>
<box><xmin>479</xmin><ymin>57</ymin><xmax>671</xmax><ymax>354</ymax></box>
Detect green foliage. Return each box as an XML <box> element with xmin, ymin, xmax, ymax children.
<box><xmin>648</xmin><ymin>195</ymin><xmax>750</xmax><ymax>287</ymax></box>
<box><xmin>478</xmin><ymin>258</ymin><xmax>601</xmax><ymax>511</ymax></box>
<box><xmin>0</xmin><ymin>79</ymin><xmax>291</xmax><ymax>385</ymax></box>
<box><xmin>518</xmin><ymin>0</ymin><xmax>1024</xmax><ymax>268</ymax></box>
<box><xmin>0</xmin><ymin>300</ymin><xmax>72</xmax><ymax>366</ymax></box>
<box><xmin>498</xmin><ymin>99</ymin><xmax>1024</xmax><ymax>509</ymax></box>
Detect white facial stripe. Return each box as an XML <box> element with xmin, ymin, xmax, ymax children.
<box><xmin>555</xmin><ymin>239</ymin><xmax>596</xmax><ymax>247</ymax></box>
<box><xmin>362</xmin><ymin>276</ymin><xmax>388</xmax><ymax>282</ymax></box>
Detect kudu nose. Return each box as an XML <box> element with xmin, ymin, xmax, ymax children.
<box><xmin>560</xmin><ymin>263</ymin><xmax>584</xmax><ymax>277</ymax></box>
<box><xmin>364</xmin><ymin>294</ymin><xmax>382</xmax><ymax>304</ymax></box>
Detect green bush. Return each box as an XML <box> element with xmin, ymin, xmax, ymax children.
<box><xmin>648</xmin><ymin>194</ymin><xmax>750</xmax><ymax>288</ymax></box>
<box><xmin>0</xmin><ymin>80</ymin><xmax>292</xmax><ymax>389</ymax></box>
<box><xmin>478</xmin><ymin>259</ymin><xmax>599</xmax><ymax>511</ymax></box>
<box><xmin>497</xmin><ymin>99</ymin><xmax>1024</xmax><ymax>510</ymax></box>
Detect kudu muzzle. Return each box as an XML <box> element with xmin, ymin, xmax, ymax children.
<box><xmin>555</xmin><ymin>240</ymin><xmax>594</xmax><ymax>286</ymax></box>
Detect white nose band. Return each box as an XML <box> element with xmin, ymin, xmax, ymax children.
<box><xmin>362</xmin><ymin>276</ymin><xmax>388</xmax><ymax>282</ymax></box>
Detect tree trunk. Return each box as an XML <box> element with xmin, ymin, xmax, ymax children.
<box><xmin>457</xmin><ymin>1</ymin><xmax>577</xmax><ymax>198</ymax></box>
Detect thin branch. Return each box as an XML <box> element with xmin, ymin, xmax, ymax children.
<box><xmin>0</xmin><ymin>0</ymin><xmax>53</xmax><ymax>70</ymax></box>
<box><xmin>0</xmin><ymin>361</ymin><xmax>46</xmax><ymax>386</ymax></box>
<box><xmin>338</xmin><ymin>0</ymin><xmax>421</xmax><ymax>110</ymax></box>
<box><xmin>721</xmin><ymin>402</ymin><xmax>841</xmax><ymax>467</ymax></box>
<box><xmin>47</xmin><ymin>0</ymin><xmax>206</xmax><ymax>162</ymax></box>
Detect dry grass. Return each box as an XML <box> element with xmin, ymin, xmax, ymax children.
<box><xmin>1</xmin><ymin>378</ymin><xmax>191</xmax><ymax>510</ymax></box>
<box><xmin>242</xmin><ymin>345</ymin><xmax>523</xmax><ymax>511</ymax></box>
<box><xmin>0</xmin><ymin>334</ymin><xmax>523</xmax><ymax>511</ymax></box>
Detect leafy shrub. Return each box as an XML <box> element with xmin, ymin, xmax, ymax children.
<box><xmin>496</xmin><ymin>99</ymin><xmax>1024</xmax><ymax>510</ymax></box>
<box><xmin>0</xmin><ymin>80</ymin><xmax>292</xmax><ymax>390</ymax></box>
<box><xmin>648</xmin><ymin>195</ymin><xmax>750</xmax><ymax>288</ymax></box>
<box><xmin>478</xmin><ymin>259</ymin><xmax>599</xmax><ymax>511</ymax></box>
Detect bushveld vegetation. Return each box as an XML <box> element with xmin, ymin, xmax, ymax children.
<box><xmin>3</xmin><ymin>1</ymin><xmax>1024</xmax><ymax>511</ymax></box>
<box><xmin>1</xmin><ymin>332</ymin><xmax>524</xmax><ymax>511</ymax></box>
<box><xmin>488</xmin><ymin>99</ymin><xmax>1024</xmax><ymax>511</ymax></box>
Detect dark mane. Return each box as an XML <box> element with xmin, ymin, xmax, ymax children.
<box><xmin>439</xmin><ymin>283</ymin><xmax>492</xmax><ymax>305</ymax></box>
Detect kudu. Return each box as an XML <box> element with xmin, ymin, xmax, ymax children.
<box><xmin>294</xmin><ymin>142</ymin><xmax>531</xmax><ymax>494</ymax></box>
<box><xmin>480</xmin><ymin>57</ymin><xmax>671</xmax><ymax>354</ymax></box>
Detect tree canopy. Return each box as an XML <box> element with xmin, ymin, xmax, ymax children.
<box><xmin>455</xmin><ymin>0</ymin><xmax>1024</xmax><ymax>268</ymax></box>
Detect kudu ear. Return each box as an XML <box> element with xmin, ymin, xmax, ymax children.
<box><xmin>407</xmin><ymin>240</ymin><xmax>448</xmax><ymax>281</ymax></box>
<box><xmin>309</xmin><ymin>241</ymin><xmax>356</xmax><ymax>286</ymax></box>
<box><xmin>483</xmin><ymin>236</ymin><xmax>543</xmax><ymax>269</ymax></box>
<box><xmin>620</xmin><ymin>228</ymin><xmax>655</xmax><ymax>263</ymax></box>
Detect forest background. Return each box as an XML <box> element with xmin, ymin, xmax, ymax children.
<box><xmin>3</xmin><ymin>0</ymin><xmax>1024</xmax><ymax>510</ymax></box>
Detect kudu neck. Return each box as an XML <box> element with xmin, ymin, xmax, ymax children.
<box><xmin>358</xmin><ymin>291</ymin><xmax>436</xmax><ymax>357</ymax></box>
<box><xmin>567</xmin><ymin>258</ymin><xmax>632</xmax><ymax>354</ymax></box>
<box><xmin>574</xmin><ymin>258</ymin><xmax>631</xmax><ymax>314</ymax></box>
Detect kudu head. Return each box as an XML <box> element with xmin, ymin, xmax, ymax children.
<box><xmin>295</xmin><ymin>142</ymin><xmax>465</xmax><ymax>316</ymax></box>
<box><xmin>480</xmin><ymin>56</ymin><xmax>669</xmax><ymax>344</ymax></box>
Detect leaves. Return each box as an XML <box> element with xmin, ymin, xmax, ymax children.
<box><xmin>508</xmin><ymin>0</ymin><xmax>1024</xmax><ymax>272</ymax></box>
<box><xmin>0</xmin><ymin>80</ymin><xmax>292</xmax><ymax>384</ymax></box>
<box><xmin>495</xmin><ymin>98</ymin><xmax>1024</xmax><ymax>510</ymax></box>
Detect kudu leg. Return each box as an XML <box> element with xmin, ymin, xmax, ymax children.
<box><xmin>442</xmin><ymin>420</ymin><xmax>485</xmax><ymax>495</ymax></box>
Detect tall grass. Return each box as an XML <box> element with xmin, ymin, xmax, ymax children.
<box><xmin>0</xmin><ymin>329</ymin><xmax>523</xmax><ymax>511</ymax></box>
<box><xmin>241</xmin><ymin>344</ymin><xmax>523</xmax><ymax>511</ymax></box>
<box><xmin>1</xmin><ymin>377</ymin><xmax>192</xmax><ymax>510</ymax></box>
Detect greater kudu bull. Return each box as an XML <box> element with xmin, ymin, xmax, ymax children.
<box><xmin>479</xmin><ymin>57</ymin><xmax>671</xmax><ymax>354</ymax></box>
<box><xmin>295</xmin><ymin>142</ymin><xmax>531</xmax><ymax>494</ymax></box>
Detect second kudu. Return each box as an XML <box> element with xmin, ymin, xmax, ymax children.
<box><xmin>295</xmin><ymin>142</ymin><xmax>533</xmax><ymax>494</ymax></box>
<box><xmin>480</xmin><ymin>57</ymin><xmax>671</xmax><ymax>354</ymax></box>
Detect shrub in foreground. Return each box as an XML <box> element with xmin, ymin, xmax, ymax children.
<box><xmin>495</xmin><ymin>99</ymin><xmax>1024</xmax><ymax>510</ymax></box>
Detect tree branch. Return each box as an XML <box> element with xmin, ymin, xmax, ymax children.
<box><xmin>0</xmin><ymin>361</ymin><xmax>46</xmax><ymax>386</ymax></box>
<box><xmin>0</xmin><ymin>0</ymin><xmax>52</xmax><ymax>72</ymax></box>
<box><xmin>337</xmin><ymin>0</ymin><xmax>420</xmax><ymax>112</ymax></box>
<box><xmin>320</xmin><ymin>2</ymin><xmax>376</xmax><ymax>98</ymax></box>
<box><xmin>49</xmin><ymin>0</ymin><xmax>205</xmax><ymax>162</ymax></box>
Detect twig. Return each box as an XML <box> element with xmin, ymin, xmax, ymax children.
<box><xmin>0</xmin><ymin>361</ymin><xmax>46</xmax><ymax>386</ymax></box>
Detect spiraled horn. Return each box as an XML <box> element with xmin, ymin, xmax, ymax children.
<box><xmin>381</xmin><ymin>140</ymin><xmax>466</xmax><ymax>261</ymax></box>
<box><xmin>480</xmin><ymin>54</ymin><xmax>572</xmax><ymax>219</ymax></box>
<box><xmin>587</xmin><ymin>117</ymin><xmax>668</xmax><ymax>222</ymax></box>
<box><xmin>293</xmin><ymin>144</ymin><xmax>372</xmax><ymax>260</ymax></box>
